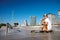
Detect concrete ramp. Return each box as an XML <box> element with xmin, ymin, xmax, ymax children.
<box><xmin>52</xmin><ymin>26</ymin><xmax>60</xmax><ymax>31</ymax></box>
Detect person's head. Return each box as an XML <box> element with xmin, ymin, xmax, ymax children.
<box><xmin>43</xmin><ymin>14</ymin><xmax>48</xmax><ymax>19</ymax></box>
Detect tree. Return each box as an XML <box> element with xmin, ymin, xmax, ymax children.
<box><xmin>14</xmin><ymin>23</ymin><xmax>19</xmax><ymax>27</ymax></box>
<box><xmin>1</xmin><ymin>23</ymin><xmax>6</xmax><ymax>26</ymax></box>
<box><xmin>0</xmin><ymin>24</ymin><xmax>1</xmax><ymax>28</ymax></box>
<box><xmin>0</xmin><ymin>23</ymin><xmax>6</xmax><ymax>28</ymax></box>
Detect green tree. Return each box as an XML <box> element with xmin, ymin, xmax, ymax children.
<box><xmin>14</xmin><ymin>23</ymin><xmax>19</xmax><ymax>27</ymax></box>
<box><xmin>0</xmin><ymin>23</ymin><xmax>6</xmax><ymax>28</ymax></box>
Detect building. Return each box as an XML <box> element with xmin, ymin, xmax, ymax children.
<box><xmin>21</xmin><ymin>20</ymin><xmax>28</xmax><ymax>26</ymax></box>
<box><xmin>30</xmin><ymin>16</ymin><xmax>36</xmax><ymax>26</ymax></box>
<box><xmin>24</xmin><ymin>20</ymin><xmax>28</xmax><ymax>26</ymax></box>
<box><xmin>58</xmin><ymin>10</ymin><xmax>60</xmax><ymax>17</ymax></box>
<box><xmin>58</xmin><ymin>10</ymin><xmax>60</xmax><ymax>23</ymax></box>
<box><xmin>48</xmin><ymin>13</ymin><xmax>59</xmax><ymax>25</ymax></box>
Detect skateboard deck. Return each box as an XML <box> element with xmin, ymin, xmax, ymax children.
<box><xmin>31</xmin><ymin>30</ymin><xmax>53</xmax><ymax>33</ymax></box>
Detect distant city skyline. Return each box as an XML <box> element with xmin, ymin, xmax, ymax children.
<box><xmin>0</xmin><ymin>0</ymin><xmax>60</xmax><ymax>24</ymax></box>
<box><xmin>30</xmin><ymin>16</ymin><xmax>36</xmax><ymax>26</ymax></box>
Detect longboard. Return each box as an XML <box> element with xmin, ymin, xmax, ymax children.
<box><xmin>31</xmin><ymin>30</ymin><xmax>53</xmax><ymax>33</ymax></box>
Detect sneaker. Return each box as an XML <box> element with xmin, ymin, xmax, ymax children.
<box><xmin>46</xmin><ymin>31</ymin><xmax>49</xmax><ymax>33</ymax></box>
<box><xmin>40</xmin><ymin>31</ymin><xmax>44</xmax><ymax>33</ymax></box>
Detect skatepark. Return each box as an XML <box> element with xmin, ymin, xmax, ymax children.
<box><xmin>0</xmin><ymin>25</ymin><xmax>60</xmax><ymax>40</ymax></box>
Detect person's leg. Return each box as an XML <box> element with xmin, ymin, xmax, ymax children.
<box><xmin>46</xmin><ymin>26</ymin><xmax>48</xmax><ymax>31</ymax></box>
<box><xmin>43</xmin><ymin>25</ymin><xmax>47</xmax><ymax>31</ymax></box>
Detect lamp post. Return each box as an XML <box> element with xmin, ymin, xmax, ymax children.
<box><xmin>11</xmin><ymin>10</ymin><xmax>14</xmax><ymax>26</ymax></box>
<box><xmin>0</xmin><ymin>17</ymin><xmax>1</xmax><ymax>24</ymax></box>
<box><xmin>12</xmin><ymin>10</ymin><xmax>13</xmax><ymax>23</ymax></box>
<box><xmin>58</xmin><ymin>10</ymin><xmax>60</xmax><ymax>24</ymax></box>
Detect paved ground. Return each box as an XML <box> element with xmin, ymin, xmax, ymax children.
<box><xmin>0</xmin><ymin>26</ymin><xmax>60</xmax><ymax>40</ymax></box>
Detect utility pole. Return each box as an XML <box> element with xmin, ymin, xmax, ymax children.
<box><xmin>0</xmin><ymin>17</ymin><xmax>1</xmax><ymax>24</ymax></box>
<box><xmin>11</xmin><ymin>10</ymin><xmax>14</xmax><ymax>25</ymax></box>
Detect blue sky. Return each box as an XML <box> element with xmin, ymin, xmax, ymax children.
<box><xmin>0</xmin><ymin>0</ymin><xmax>60</xmax><ymax>24</ymax></box>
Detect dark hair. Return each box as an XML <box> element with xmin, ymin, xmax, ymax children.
<box><xmin>43</xmin><ymin>14</ymin><xmax>48</xmax><ymax>17</ymax></box>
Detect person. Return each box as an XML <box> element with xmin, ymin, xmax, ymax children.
<box><xmin>41</xmin><ymin>18</ymin><xmax>48</xmax><ymax>31</ymax></box>
<box><xmin>43</xmin><ymin>14</ymin><xmax>52</xmax><ymax>32</ymax></box>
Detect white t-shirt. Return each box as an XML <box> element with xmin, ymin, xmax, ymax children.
<box><xmin>45</xmin><ymin>18</ymin><xmax>52</xmax><ymax>30</ymax></box>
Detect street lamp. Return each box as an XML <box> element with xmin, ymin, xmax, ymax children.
<box><xmin>0</xmin><ymin>17</ymin><xmax>1</xmax><ymax>24</ymax></box>
<box><xmin>58</xmin><ymin>10</ymin><xmax>60</xmax><ymax>24</ymax></box>
<box><xmin>11</xmin><ymin>10</ymin><xmax>14</xmax><ymax>26</ymax></box>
